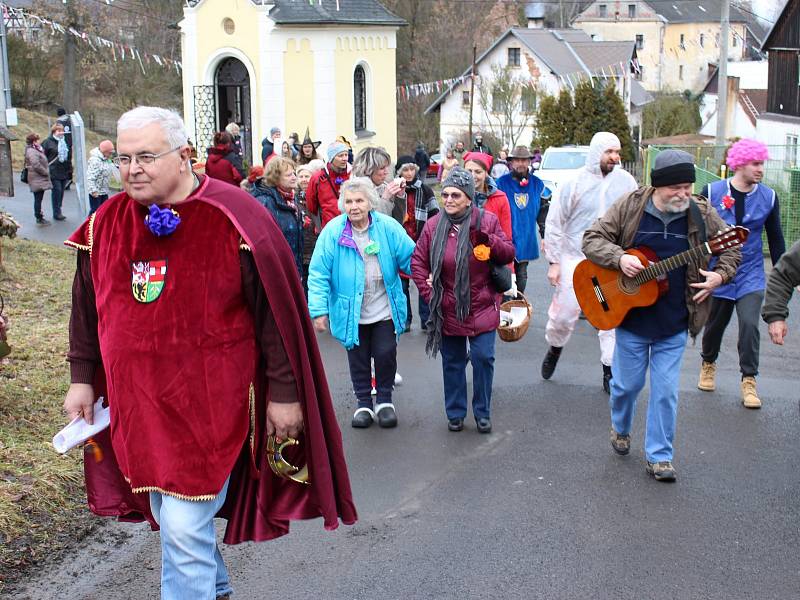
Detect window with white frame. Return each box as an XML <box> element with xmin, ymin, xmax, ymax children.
<box><xmin>636</xmin><ymin>34</ymin><xmax>644</xmax><ymax>49</ymax></box>
<box><xmin>354</xmin><ymin>65</ymin><xmax>367</xmax><ymax>132</ymax></box>
<box><xmin>521</xmin><ymin>88</ymin><xmax>537</xmax><ymax>114</ymax></box>
<box><xmin>599</xmin><ymin>4</ymin><xmax>607</xmax><ymax>17</ymax></box>
<box><xmin>508</xmin><ymin>47</ymin><xmax>521</xmax><ymax>67</ymax></box>
<box><xmin>628</xmin><ymin>4</ymin><xmax>636</xmax><ymax>18</ymax></box>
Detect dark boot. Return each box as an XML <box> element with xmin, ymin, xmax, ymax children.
<box><xmin>541</xmin><ymin>346</ymin><xmax>562</xmax><ymax>380</ymax></box>
<box><xmin>602</xmin><ymin>365</ymin><xmax>612</xmax><ymax>395</ymax></box>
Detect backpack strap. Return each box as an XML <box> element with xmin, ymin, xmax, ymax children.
<box><xmin>689</xmin><ymin>199</ymin><xmax>707</xmax><ymax>243</ymax></box>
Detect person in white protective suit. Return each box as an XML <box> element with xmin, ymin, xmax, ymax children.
<box><xmin>540</xmin><ymin>132</ymin><xmax>639</xmax><ymax>393</ymax></box>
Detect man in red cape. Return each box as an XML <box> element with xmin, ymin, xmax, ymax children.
<box><xmin>63</xmin><ymin>107</ymin><xmax>356</xmax><ymax>599</ymax></box>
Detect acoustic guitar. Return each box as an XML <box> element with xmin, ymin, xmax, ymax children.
<box><xmin>573</xmin><ymin>226</ymin><xmax>749</xmax><ymax>330</ymax></box>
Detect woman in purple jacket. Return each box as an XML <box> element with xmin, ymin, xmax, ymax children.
<box><xmin>411</xmin><ymin>167</ymin><xmax>515</xmax><ymax>433</ymax></box>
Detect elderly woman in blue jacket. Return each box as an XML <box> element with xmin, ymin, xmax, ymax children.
<box><xmin>308</xmin><ymin>177</ymin><xmax>415</xmax><ymax>429</ymax></box>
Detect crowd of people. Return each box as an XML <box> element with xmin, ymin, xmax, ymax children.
<box><xmin>42</xmin><ymin>105</ymin><xmax>797</xmax><ymax>599</ymax></box>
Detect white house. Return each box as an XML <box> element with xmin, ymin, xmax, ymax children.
<box><xmin>424</xmin><ymin>25</ymin><xmax>652</xmax><ymax>154</ymax></box>
<box><xmin>699</xmin><ymin>61</ymin><xmax>768</xmax><ymax>140</ymax></box>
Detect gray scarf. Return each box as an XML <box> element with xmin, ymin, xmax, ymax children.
<box><xmin>426</xmin><ymin>205</ymin><xmax>473</xmax><ymax>357</ymax></box>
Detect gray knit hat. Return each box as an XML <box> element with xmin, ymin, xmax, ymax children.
<box><xmin>441</xmin><ymin>166</ymin><xmax>475</xmax><ymax>201</ymax></box>
<box><xmin>651</xmin><ymin>149</ymin><xmax>696</xmax><ymax>187</ymax></box>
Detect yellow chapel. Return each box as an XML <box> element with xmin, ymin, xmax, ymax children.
<box><xmin>179</xmin><ymin>0</ymin><xmax>404</xmax><ymax>165</ymax></box>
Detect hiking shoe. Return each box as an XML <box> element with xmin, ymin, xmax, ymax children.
<box><xmin>476</xmin><ymin>417</ymin><xmax>492</xmax><ymax>434</ymax></box>
<box><xmin>53</xmin><ymin>214</ymin><xmax>67</xmax><ymax>221</ymax></box>
<box><xmin>698</xmin><ymin>361</ymin><xmax>716</xmax><ymax>392</ymax></box>
<box><xmin>448</xmin><ymin>418</ymin><xmax>464</xmax><ymax>432</ymax></box>
<box><xmin>36</xmin><ymin>216</ymin><xmax>51</xmax><ymax>226</ymax></box>
<box><xmin>602</xmin><ymin>364</ymin><xmax>612</xmax><ymax>395</ymax></box>
<box><xmin>541</xmin><ymin>346</ymin><xmax>562</xmax><ymax>380</ymax></box>
<box><xmin>646</xmin><ymin>460</ymin><xmax>677</xmax><ymax>482</ymax></box>
<box><xmin>610</xmin><ymin>428</ymin><xmax>630</xmax><ymax>455</ymax></box>
<box><xmin>375</xmin><ymin>403</ymin><xmax>398</xmax><ymax>428</ymax></box>
<box><xmin>741</xmin><ymin>376</ymin><xmax>761</xmax><ymax>409</ymax></box>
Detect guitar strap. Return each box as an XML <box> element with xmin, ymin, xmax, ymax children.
<box><xmin>688</xmin><ymin>199</ymin><xmax>707</xmax><ymax>243</ymax></box>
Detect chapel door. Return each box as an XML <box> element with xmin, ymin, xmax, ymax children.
<box><xmin>215</xmin><ymin>57</ymin><xmax>252</xmax><ymax>166</ymax></box>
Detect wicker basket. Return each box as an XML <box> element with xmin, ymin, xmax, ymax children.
<box><xmin>498</xmin><ymin>295</ymin><xmax>532</xmax><ymax>343</ymax></box>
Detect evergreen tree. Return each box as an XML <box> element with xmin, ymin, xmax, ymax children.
<box><xmin>535</xmin><ymin>94</ymin><xmax>563</xmax><ymax>149</ymax></box>
<box><xmin>602</xmin><ymin>83</ymin><xmax>635</xmax><ymax>162</ymax></box>
<box><xmin>572</xmin><ymin>79</ymin><xmax>604</xmax><ymax>145</ymax></box>
<box><xmin>556</xmin><ymin>88</ymin><xmax>576</xmax><ymax>144</ymax></box>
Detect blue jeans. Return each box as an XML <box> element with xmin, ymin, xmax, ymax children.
<box><xmin>440</xmin><ymin>330</ymin><xmax>496</xmax><ymax>420</ymax></box>
<box><xmin>610</xmin><ymin>327</ymin><xmax>688</xmax><ymax>463</ymax></box>
<box><xmin>149</xmin><ymin>477</ymin><xmax>233</xmax><ymax>599</ymax></box>
<box><xmin>402</xmin><ymin>278</ymin><xmax>431</xmax><ymax>327</ymax></box>
<box><xmin>89</xmin><ymin>193</ymin><xmax>108</xmax><ymax>214</ymax></box>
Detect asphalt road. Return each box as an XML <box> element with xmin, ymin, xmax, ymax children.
<box><xmin>4</xmin><ymin>184</ymin><xmax>800</xmax><ymax>599</ymax></box>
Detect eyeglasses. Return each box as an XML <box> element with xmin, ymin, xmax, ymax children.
<box><xmin>441</xmin><ymin>191</ymin><xmax>464</xmax><ymax>199</ymax></box>
<box><xmin>113</xmin><ymin>146</ymin><xmax>183</xmax><ymax>167</ymax></box>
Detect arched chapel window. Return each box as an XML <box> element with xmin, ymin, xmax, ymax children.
<box><xmin>354</xmin><ymin>65</ymin><xmax>367</xmax><ymax>132</ymax></box>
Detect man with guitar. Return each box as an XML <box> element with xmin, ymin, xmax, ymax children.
<box><xmin>697</xmin><ymin>139</ymin><xmax>785</xmax><ymax>409</ymax></box>
<box><xmin>541</xmin><ymin>132</ymin><xmax>638</xmax><ymax>393</ymax></box>
<box><xmin>582</xmin><ymin>150</ymin><xmax>741</xmax><ymax>482</ymax></box>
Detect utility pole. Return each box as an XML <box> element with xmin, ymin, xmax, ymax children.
<box><xmin>715</xmin><ymin>0</ymin><xmax>730</xmax><ymax>155</ymax></box>
<box><xmin>62</xmin><ymin>0</ymin><xmax>79</xmax><ymax>112</ymax></box>
<box><xmin>468</xmin><ymin>45</ymin><xmax>477</xmax><ymax>142</ymax></box>
<box><xmin>0</xmin><ymin>9</ymin><xmax>8</xmax><ymax>128</ymax></box>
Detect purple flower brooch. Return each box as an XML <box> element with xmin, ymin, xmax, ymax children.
<box><xmin>145</xmin><ymin>204</ymin><xmax>181</xmax><ymax>237</ymax></box>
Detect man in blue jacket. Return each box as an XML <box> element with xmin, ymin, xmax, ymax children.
<box><xmin>496</xmin><ymin>145</ymin><xmax>550</xmax><ymax>293</ymax></box>
<box><xmin>697</xmin><ymin>139</ymin><xmax>785</xmax><ymax>409</ymax></box>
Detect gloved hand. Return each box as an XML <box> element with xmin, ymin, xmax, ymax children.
<box><xmin>504</xmin><ymin>273</ymin><xmax>518</xmax><ymax>298</ymax></box>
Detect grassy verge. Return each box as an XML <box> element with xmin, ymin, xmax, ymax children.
<box><xmin>0</xmin><ymin>237</ymin><xmax>98</xmax><ymax>591</ymax></box>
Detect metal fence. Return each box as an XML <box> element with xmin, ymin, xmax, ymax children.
<box><xmin>643</xmin><ymin>145</ymin><xmax>800</xmax><ymax>249</ymax></box>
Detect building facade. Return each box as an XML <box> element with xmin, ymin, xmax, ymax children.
<box><xmin>575</xmin><ymin>0</ymin><xmax>758</xmax><ymax>92</ymax></box>
<box><xmin>180</xmin><ymin>0</ymin><xmax>404</xmax><ymax>165</ymax></box>
<box><xmin>426</xmin><ymin>27</ymin><xmax>651</xmax><ymax>154</ymax></box>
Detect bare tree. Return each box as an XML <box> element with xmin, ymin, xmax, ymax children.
<box><xmin>477</xmin><ymin>64</ymin><xmax>537</xmax><ymax>149</ymax></box>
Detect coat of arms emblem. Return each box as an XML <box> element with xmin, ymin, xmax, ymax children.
<box><xmin>514</xmin><ymin>193</ymin><xmax>529</xmax><ymax>209</ymax></box>
<box><xmin>131</xmin><ymin>259</ymin><xmax>167</xmax><ymax>303</ymax></box>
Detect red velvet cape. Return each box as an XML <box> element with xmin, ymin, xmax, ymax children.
<box><xmin>69</xmin><ymin>176</ymin><xmax>357</xmax><ymax>543</ymax></box>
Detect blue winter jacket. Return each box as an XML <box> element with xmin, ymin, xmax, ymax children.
<box><xmin>307</xmin><ymin>211</ymin><xmax>415</xmax><ymax>350</ymax></box>
<box><xmin>251</xmin><ymin>183</ymin><xmax>304</xmax><ymax>278</ymax></box>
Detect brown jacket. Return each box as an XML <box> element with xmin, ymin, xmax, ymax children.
<box><xmin>762</xmin><ymin>239</ymin><xmax>800</xmax><ymax>324</ymax></box>
<box><xmin>582</xmin><ymin>186</ymin><xmax>741</xmax><ymax>337</ymax></box>
<box><xmin>24</xmin><ymin>144</ymin><xmax>52</xmax><ymax>193</ymax></box>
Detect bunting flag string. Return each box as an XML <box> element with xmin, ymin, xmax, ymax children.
<box><xmin>396</xmin><ymin>75</ymin><xmax>473</xmax><ymax>101</ymax></box>
<box><xmin>0</xmin><ymin>2</ymin><xmax>182</xmax><ymax>74</ymax></box>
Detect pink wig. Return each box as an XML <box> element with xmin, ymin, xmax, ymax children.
<box><xmin>726</xmin><ymin>139</ymin><xmax>769</xmax><ymax>171</ymax></box>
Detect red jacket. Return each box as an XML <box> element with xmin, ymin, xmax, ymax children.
<box><xmin>411</xmin><ymin>209</ymin><xmax>515</xmax><ymax>337</ymax></box>
<box><xmin>306</xmin><ymin>165</ymin><xmax>350</xmax><ymax>227</ymax></box>
<box><xmin>483</xmin><ymin>189</ymin><xmax>513</xmax><ymax>241</ymax></box>
<box><xmin>205</xmin><ymin>144</ymin><xmax>245</xmax><ymax>186</ymax></box>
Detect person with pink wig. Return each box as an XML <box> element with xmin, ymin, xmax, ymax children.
<box><xmin>697</xmin><ymin>138</ymin><xmax>785</xmax><ymax>409</ymax></box>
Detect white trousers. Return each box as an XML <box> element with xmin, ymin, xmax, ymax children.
<box><xmin>544</xmin><ymin>255</ymin><xmax>615</xmax><ymax>366</ymax></box>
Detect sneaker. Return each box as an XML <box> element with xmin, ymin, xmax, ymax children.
<box><xmin>697</xmin><ymin>361</ymin><xmax>716</xmax><ymax>392</ymax></box>
<box><xmin>602</xmin><ymin>364</ymin><xmax>612</xmax><ymax>395</ymax></box>
<box><xmin>741</xmin><ymin>376</ymin><xmax>761</xmax><ymax>409</ymax></box>
<box><xmin>447</xmin><ymin>418</ymin><xmax>464</xmax><ymax>432</ymax></box>
<box><xmin>375</xmin><ymin>403</ymin><xmax>397</xmax><ymax>428</ymax></box>
<box><xmin>541</xmin><ymin>346</ymin><xmax>562</xmax><ymax>380</ymax></box>
<box><xmin>610</xmin><ymin>428</ymin><xmax>630</xmax><ymax>455</ymax></box>
<box><xmin>646</xmin><ymin>460</ymin><xmax>677</xmax><ymax>482</ymax></box>
<box><xmin>351</xmin><ymin>407</ymin><xmax>375</xmax><ymax>428</ymax></box>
